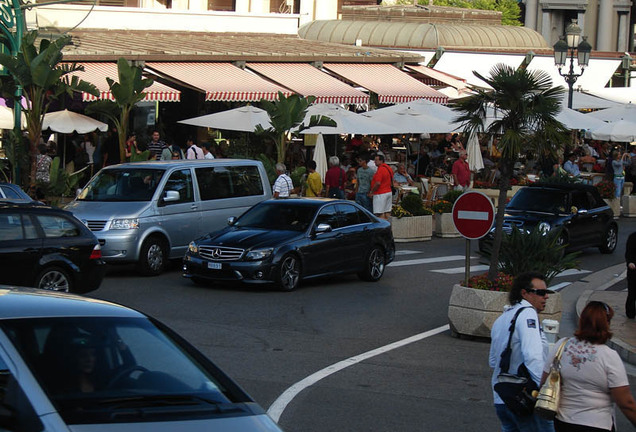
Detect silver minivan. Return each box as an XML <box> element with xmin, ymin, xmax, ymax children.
<box><xmin>66</xmin><ymin>160</ymin><xmax>272</xmax><ymax>275</ymax></box>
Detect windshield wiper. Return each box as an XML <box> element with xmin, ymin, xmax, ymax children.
<box><xmin>96</xmin><ymin>394</ymin><xmax>228</xmax><ymax>409</ymax></box>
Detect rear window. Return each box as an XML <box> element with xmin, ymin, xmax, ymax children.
<box><xmin>195</xmin><ymin>166</ymin><xmax>264</xmax><ymax>201</ymax></box>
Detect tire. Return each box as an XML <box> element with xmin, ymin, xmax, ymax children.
<box><xmin>138</xmin><ymin>236</ymin><xmax>168</xmax><ymax>276</ymax></box>
<box><xmin>36</xmin><ymin>266</ymin><xmax>72</xmax><ymax>292</ymax></box>
<box><xmin>599</xmin><ymin>224</ymin><xmax>618</xmax><ymax>254</ymax></box>
<box><xmin>357</xmin><ymin>246</ymin><xmax>385</xmax><ymax>282</ymax></box>
<box><xmin>277</xmin><ymin>254</ymin><xmax>301</xmax><ymax>291</ymax></box>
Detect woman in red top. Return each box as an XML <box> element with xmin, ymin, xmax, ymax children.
<box><xmin>325</xmin><ymin>156</ymin><xmax>345</xmax><ymax>199</ymax></box>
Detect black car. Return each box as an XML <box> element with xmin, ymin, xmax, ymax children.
<box><xmin>183</xmin><ymin>198</ymin><xmax>395</xmax><ymax>290</ymax></box>
<box><xmin>0</xmin><ymin>182</ymin><xmax>39</xmax><ymax>204</ymax></box>
<box><xmin>479</xmin><ymin>183</ymin><xmax>618</xmax><ymax>254</ymax></box>
<box><xmin>0</xmin><ymin>202</ymin><xmax>106</xmax><ymax>293</ymax></box>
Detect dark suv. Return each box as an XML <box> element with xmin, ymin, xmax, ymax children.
<box><xmin>479</xmin><ymin>183</ymin><xmax>618</xmax><ymax>254</ymax></box>
<box><xmin>0</xmin><ymin>202</ymin><xmax>106</xmax><ymax>293</ymax></box>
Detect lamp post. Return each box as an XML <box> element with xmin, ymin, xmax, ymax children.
<box><xmin>553</xmin><ymin>20</ymin><xmax>592</xmax><ymax>109</ymax></box>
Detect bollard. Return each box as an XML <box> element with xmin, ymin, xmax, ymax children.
<box><xmin>542</xmin><ymin>319</ymin><xmax>560</xmax><ymax>349</ymax></box>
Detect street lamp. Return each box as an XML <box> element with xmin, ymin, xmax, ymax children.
<box><xmin>553</xmin><ymin>20</ymin><xmax>592</xmax><ymax>109</ymax></box>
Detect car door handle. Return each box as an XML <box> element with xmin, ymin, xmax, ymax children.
<box><xmin>190</xmin><ymin>204</ymin><xmax>198</xmax><ymax>210</ymax></box>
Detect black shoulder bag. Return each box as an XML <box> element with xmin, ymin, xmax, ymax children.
<box><xmin>493</xmin><ymin>306</ymin><xmax>539</xmax><ymax>417</ymax></box>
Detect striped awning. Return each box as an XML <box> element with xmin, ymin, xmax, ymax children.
<box><xmin>323</xmin><ymin>63</ymin><xmax>448</xmax><ymax>105</ymax></box>
<box><xmin>68</xmin><ymin>63</ymin><xmax>181</xmax><ymax>102</ymax></box>
<box><xmin>246</xmin><ymin>63</ymin><xmax>369</xmax><ymax>105</ymax></box>
<box><xmin>146</xmin><ymin>62</ymin><xmax>292</xmax><ymax>102</ymax></box>
<box><xmin>405</xmin><ymin>65</ymin><xmax>468</xmax><ymax>91</ymax></box>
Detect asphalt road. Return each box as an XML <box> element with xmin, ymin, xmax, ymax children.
<box><xmin>90</xmin><ymin>218</ymin><xmax>636</xmax><ymax>432</ymax></box>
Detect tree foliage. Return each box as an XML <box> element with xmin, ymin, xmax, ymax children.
<box><xmin>398</xmin><ymin>0</ymin><xmax>521</xmax><ymax>26</ymax></box>
<box><xmin>0</xmin><ymin>30</ymin><xmax>99</xmax><ymax>187</ymax></box>
<box><xmin>452</xmin><ymin>64</ymin><xmax>568</xmax><ymax>281</ymax></box>
<box><xmin>86</xmin><ymin>58</ymin><xmax>153</xmax><ymax>161</ymax></box>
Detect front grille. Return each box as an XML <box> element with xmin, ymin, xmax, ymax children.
<box><xmin>199</xmin><ymin>246</ymin><xmax>244</xmax><ymax>261</ymax></box>
<box><xmin>85</xmin><ymin>220</ymin><xmax>108</xmax><ymax>231</ymax></box>
<box><xmin>502</xmin><ymin>220</ymin><xmax>524</xmax><ymax>234</ymax></box>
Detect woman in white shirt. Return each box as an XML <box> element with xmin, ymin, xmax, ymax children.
<box><xmin>542</xmin><ymin>301</ymin><xmax>636</xmax><ymax>431</ymax></box>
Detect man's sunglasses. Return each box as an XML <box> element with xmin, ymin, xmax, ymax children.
<box><xmin>526</xmin><ymin>288</ymin><xmax>551</xmax><ymax>297</ymax></box>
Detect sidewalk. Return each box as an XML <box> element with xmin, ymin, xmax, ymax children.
<box><xmin>559</xmin><ymin>263</ymin><xmax>636</xmax><ymax>365</ymax></box>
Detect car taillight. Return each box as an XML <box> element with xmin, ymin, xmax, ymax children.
<box><xmin>90</xmin><ymin>244</ymin><xmax>102</xmax><ymax>260</ymax></box>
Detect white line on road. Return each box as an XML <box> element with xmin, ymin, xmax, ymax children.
<box><xmin>395</xmin><ymin>250</ymin><xmax>422</xmax><ymax>256</ymax></box>
<box><xmin>556</xmin><ymin>269</ymin><xmax>592</xmax><ymax>277</ymax></box>
<box><xmin>266</xmin><ymin>324</ymin><xmax>450</xmax><ymax>423</ymax></box>
<box><xmin>388</xmin><ymin>256</ymin><xmax>476</xmax><ymax>267</ymax></box>
<box><xmin>431</xmin><ymin>265</ymin><xmax>489</xmax><ymax>274</ymax></box>
<box><xmin>549</xmin><ymin>282</ymin><xmax>571</xmax><ymax>292</ymax></box>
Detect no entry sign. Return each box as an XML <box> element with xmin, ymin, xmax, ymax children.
<box><xmin>452</xmin><ymin>191</ymin><xmax>495</xmax><ymax>240</ymax></box>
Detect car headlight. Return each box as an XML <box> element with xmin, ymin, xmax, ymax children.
<box><xmin>188</xmin><ymin>241</ymin><xmax>199</xmax><ymax>254</ymax></box>
<box><xmin>538</xmin><ymin>222</ymin><xmax>551</xmax><ymax>234</ymax></box>
<box><xmin>245</xmin><ymin>248</ymin><xmax>273</xmax><ymax>261</ymax></box>
<box><xmin>110</xmin><ymin>218</ymin><xmax>139</xmax><ymax>230</ymax></box>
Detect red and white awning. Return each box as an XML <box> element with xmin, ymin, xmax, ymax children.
<box><xmin>246</xmin><ymin>63</ymin><xmax>369</xmax><ymax>105</ymax></box>
<box><xmin>146</xmin><ymin>62</ymin><xmax>291</xmax><ymax>102</ymax></box>
<box><xmin>323</xmin><ymin>63</ymin><xmax>448</xmax><ymax>105</ymax></box>
<box><xmin>68</xmin><ymin>63</ymin><xmax>181</xmax><ymax>102</ymax></box>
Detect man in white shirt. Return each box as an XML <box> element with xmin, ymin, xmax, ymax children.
<box><xmin>202</xmin><ymin>142</ymin><xmax>215</xmax><ymax>159</ymax></box>
<box><xmin>272</xmin><ymin>163</ymin><xmax>293</xmax><ymax>198</ymax></box>
<box><xmin>185</xmin><ymin>138</ymin><xmax>204</xmax><ymax>160</ymax></box>
<box><xmin>489</xmin><ymin>272</ymin><xmax>554</xmax><ymax>432</ymax></box>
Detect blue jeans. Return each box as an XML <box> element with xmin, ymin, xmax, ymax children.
<box><xmin>355</xmin><ymin>192</ymin><xmax>372</xmax><ymax>212</ymax></box>
<box><xmin>495</xmin><ymin>404</ymin><xmax>555</xmax><ymax>432</ymax></box>
<box><xmin>614</xmin><ymin>176</ymin><xmax>624</xmax><ymax>198</ymax></box>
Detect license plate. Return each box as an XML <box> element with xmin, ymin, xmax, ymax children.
<box><xmin>207</xmin><ymin>262</ymin><xmax>222</xmax><ymax>270</ymax></box>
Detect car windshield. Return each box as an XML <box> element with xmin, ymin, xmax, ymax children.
<box><xmin>234</xmin><ymin>202</ymin><xmax>318</xmax><ymax>232</ymax></box>
<box><xmin>77</xmin><ymin>168</ymin><xmax>165</xmax><ymax>202</ymax></box>
<box><xmin>506</xmin><ymin>188</ymin><xmax>568</xmax><ymax>213</ymax></box>
<box><xmin>1</xmin><ymin>316</ymin><xmax>239</xmax><ymax>424</ymax></box>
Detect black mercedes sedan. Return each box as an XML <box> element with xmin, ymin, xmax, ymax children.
<box><xmin>183</xmin><ymin>198</ymin><xmax>395</xmax><ymax>291</ymax></box>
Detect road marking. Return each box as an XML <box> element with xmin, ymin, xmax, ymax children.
<box><xmin>267</xmin><ymin>324</ymin><xmax>450</xmax><ymax>423</ymax></box>
<box><xmin>556</xmin><ymin>269</ymin><xmax>591</xmax><ymax>277</ymax></box>
<box><xmin>431</xmin><ymin>265</ymin><xmax>489</xmax><ymax>274</ymax></box>
<box><xmin>388</xmin><ymin>256</ymin><xmax>476</xmax><ymax>267</ymax></box>
<box><xmin>457</xmin><ymin>210</ymin><xmax>489</xmax><ymax>220</ymax></box>
<box><xmin>395</xmin><ymin>250</ymin><xmax>422</xmax><ymax>256</ymax></box>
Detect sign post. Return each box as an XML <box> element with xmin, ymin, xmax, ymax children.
<box><xmin>452</xmin><ymin>191</ymin><xmax>496</xmax><ymax>285</ymax></box>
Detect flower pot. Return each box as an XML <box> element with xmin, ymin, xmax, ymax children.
<box><xmin>433</xmin><ymin>212</ymin><xmax>460</xmax><ymax>238</ymax></box>
<box><xmin>447</xmin><ymin>284</ymin><xmax>562</xmax><ymax>338</ymax></box>
<box><xmin>391</xmin><ymin>214</ymin><xmax>432</xmax><ymax>242</ymax></box>
<box><xmin>621</xmin><ymin>194</ymin><xmax>636</xmax><ymax>217</ymax></box>
<box><xmin>603</xmin><ymin>198</ymin><xmax>620</xmax><ymax>219</ymax></box>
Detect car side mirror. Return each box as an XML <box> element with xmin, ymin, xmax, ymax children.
<box><xmin>227</xmin><ymin>216</ymin><xmax>237</xmax><ymax>225</ymax></box>
<box><xmin>577</xmin><ymin>208</ymin><xmax>588</xmax><ymax>215</ymax></box>
<box><xmin>163</xmin><ymin>190</ymin><xmax>180</xmax><ymax>202</ymax></box>
<box><xmin>314</xmin><ymin>223</ymin><xmax>332</xmax><ymax>234</ymax></box>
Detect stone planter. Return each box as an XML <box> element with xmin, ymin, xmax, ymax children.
<box><xmin>433</xmin><ymin>212</ymin><xmax>460</xmax><ymax>238</ymax></box>
<box><xmin>391</xmin><ymin>214</ymin><xmax>432</xmax><ymax>242</ymax></box>
<box><xmin>603</xmin><ymin>197</ymin><xmax>620</xmax><ymax>219</ymax></box>
<box><xmin>447</xmin><ymin>284</ymin><xmax>562</xmax><ymax>338</ymax></box>
<box><xmin>622</xmin><ymin>194</ymin><xmax>636</xmax><ymax>217</ymax></box>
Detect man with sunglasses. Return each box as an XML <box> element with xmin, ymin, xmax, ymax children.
<box><xmin>489</xmin><ymin>272</ymin><xmax>555</xmax><ymax>432</ymax></box>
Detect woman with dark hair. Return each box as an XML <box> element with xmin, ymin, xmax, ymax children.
<box><xmin>541</xmin><ymin>301</ymin><xmax>636</xmax><ymax>431</ymax></box>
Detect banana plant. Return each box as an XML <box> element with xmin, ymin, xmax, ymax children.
<box><xmin>86</xmin><ymin>58</ymin><xmax>153</xmax><ymax>162</ymax></box>
<box><xmin>0</xmin><ymin>30</ymin><xmax>99</xmax><ymax>188</ymax></box>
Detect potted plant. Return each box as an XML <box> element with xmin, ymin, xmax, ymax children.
<box><xmin>448</xmin><ymin>226</ymin><xmax>577</xmax><ymax>338</ymax></box>
<box><xmin>391</xmin><ymin>194</ymin><xmax>433</xmax><ymax>242</ymax></box>
<box><xmin>432</xmin><ymin>190</ymin><xmax>462</xmax><ymax>238</ymax></box>
<box><xmin>596</xmin><ymin>179</ymin><xmax>619</xmax><ymax>218</ymax></box>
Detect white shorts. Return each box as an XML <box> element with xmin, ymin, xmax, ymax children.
<box><xmin>373</xmin><ymin>192</ymin><xmax>393</xmax><ymax>214</ymax></box>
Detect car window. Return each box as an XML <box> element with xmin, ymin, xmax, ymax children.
<box><xmin>35</xmin><ymin>214</ymin><xmax>81</xmax><ymax>238</ymax></box>
<box><xmin>2</xmin><ymin>317</ymin><xmax>235</xmax><ymax>425</ymax></box>
<box><xmin>315</xmin><ymin>205</ymin><xmax>340</xmax><ymax>229</ymax></box>
<box><xmin>77</xmin><ymin>168</ymin><xmax>164</xmax><ymax>202</ymax></box>
<box><xmin>195</xmin><ymin>166</ymin><xmax>264</xmax><ymax>201</ymax></box>
<box><xmin>0</xmin><ymin>213</ymin><xmax>38</xmax><ymax>241</ymax></box>
<box><xmin>507</xmin><ymin>189</ymin><xmax>568</xmax><ymax>213</ymax></box>
<box><xmin>588</xmin><ymin>191</ymin><xmax>605</xmax><ymax>209</ymax></box>
<box><xmin>571</xmin><ymin>191</ymin><xmax>589</xmax><ymax>210</ymax></box>
<box><xmin>0</xmin><ymin>185</ymin><xmax>21</xmax><ymax>199</ymax></box>
<box><xmin>235</xmin><ymin>202</ymin><xmax>316</xmax><ymax>231</ymax></box>
<box><xmin>162</xmin><ymin>169</ymin><xmax>194</xmax><ymax>204</ymax></box>
<box><xmin>337</xmin><ymin>204</ymin><xmax>360</xmax><ymax>227</ymax></box>
<box><xmin>0</xmin><ymin>351</ymin><xmax>43</xmax><ymax>432</ymax></box>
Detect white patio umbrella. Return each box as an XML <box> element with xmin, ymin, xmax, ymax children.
<box><xmin>178</xmin><ymin>105</ymin><xmax>271</xmax><ymax>132</ymax></box>
<box><xmin>555</xmin><ymin>105</ymin><xmax>606</xmax><ymax>130</ymax></box>
<box><xmin>588</xmin><ymin>119</ymin><xmax>636</xmax><ymax>142</ymax></box>
<box><xmin>42</xmin><ymin>109</ymin><xmax>107</xmax><ymax>133</ymax></box>
<box><xmin>586</xmin><ymin>102</ymin><xmax>636</xmax><ymax>122</ymax></box>
<box><xmin>363</xmin><ymin>107</ymin><xmax>458</xmax><ymax>134</ymax></box>
<box><xmin>365</xmin><ymin>98</ymin><xmax>458</xmax><ymax>122</ymax></box>
<box><xmin>313</xmin><ymin>133</ymin><xmax>328</xmax><ymax>182</ymax></box>
<box><xmin>0</xmin><ymin>106</ymin><xmax>25</xmax><ymax>130</ymax></box>
<box><xmin>466</xmin><ymin>130</ymin><xmax>484</xmax><ymax>171</ymax></box>
<box><xmin>298</xmin><ymin>104</ymin><xmax>395</xmax><ymax>135</ymax></box>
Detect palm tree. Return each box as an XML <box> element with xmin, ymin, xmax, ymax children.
<box><xmin>86</xmin><ymin>58</ymin><xmax>153</xmax><ymax>161</ymax></box>
<box><xmin>452</xmin><ymin>64</ymin><xmax>568</xmax><ymax>281</ymax></box>
<box><xmin>0</xmin><ymin>31</ymin><xmax>99</xmax><ymax>186</ymax></box>
<box><xmin>255</xmin><ymin>92</ymin><xmax>335</xmax><ymax>164</ymax></box>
